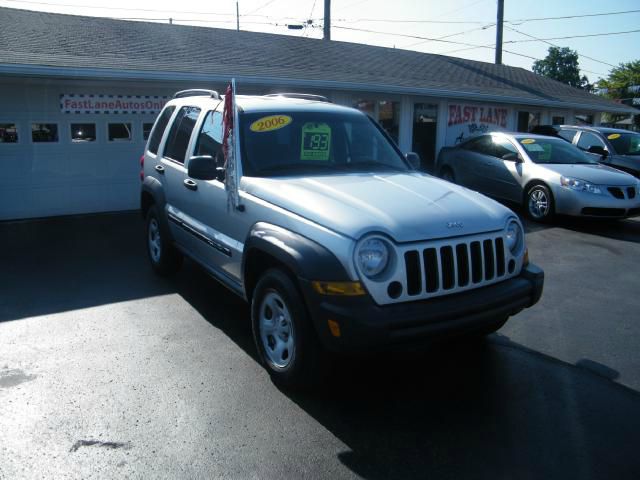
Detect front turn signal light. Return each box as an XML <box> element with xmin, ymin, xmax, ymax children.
<box><xmin>311</xmin><ymin>281</ymin><xmax>366</xmax><ymax>296</ymax></box>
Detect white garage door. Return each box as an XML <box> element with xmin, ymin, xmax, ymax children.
<box><xmin>0</xmin><ymin>80</ymin><xmax>169</xmax><ymax>220</ymax></box>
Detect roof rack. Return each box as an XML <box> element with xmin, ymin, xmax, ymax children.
<box><xmin>173</xmin><ymin>89</ymin><xmax>220</xmax><ymax>99</ymax></box>
<box><xmin>264</xmin><ymin>93</ymin><xmax>330</xmax><ymax>103</ymax></box>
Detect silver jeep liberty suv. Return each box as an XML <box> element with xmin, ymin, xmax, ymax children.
<box><xmin>141</xmin><ymin>89</ymin><xmax>544</xmax><ymax>388</ymax></box>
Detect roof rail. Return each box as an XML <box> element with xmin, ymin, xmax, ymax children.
<box><xmin>264</xmin><ymin>93</ymin><xmax>330</xmax><ymax>103</ymax></box>
<box><xmin>174</xmin><ymin>89</ymin><xmax>220</xmax><ymax>99</ymax></box>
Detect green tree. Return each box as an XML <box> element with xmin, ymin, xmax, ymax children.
<box><xmin>532</xmin><ymin>46</ymin><xmax>590</xmax><ymax>89</ymax></box>
<box><xmin>598</xmin><ymin>60</ymin><xmax>640</xmax><ymax>127</ymax></box>
<box><xmin>597</xmin><ymin>60</ymin><xmax>640</xmax><ymax>98</ymax></box>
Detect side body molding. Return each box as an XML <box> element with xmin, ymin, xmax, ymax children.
<box><xmin>243</xmin><ymin>223</ymin><xmax>352</xmax><ymax>283</ymax></box>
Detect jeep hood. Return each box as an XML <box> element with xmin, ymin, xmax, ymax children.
<box><xmin>242</xmin><ymin>173</ymin><xmax>513</xmax><ymax>242</ymax></box>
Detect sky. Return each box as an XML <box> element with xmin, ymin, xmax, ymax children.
<box><xmin>0</xmin><ymin>0</ymin><xmax>639</xmax><ymax>83</ymax></box>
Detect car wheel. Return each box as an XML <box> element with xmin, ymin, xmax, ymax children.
<box><xmin>251</xmin><ymin>268</ymin><xmax>324</xmax><ymax>389</ymax></box>
<box><xmin>145</xmin><ymin>205</ymin><xmax>183</xmax><ymax>276</ymax></box>
<box><xmin>440</xmin><ymin>167</ymin><xmax>456</xmax><ymax>183</ymax></box>
<box><xmin>526</xmin><ymin>184</ymin><xmax>554</xmax><ymax>222</ymax></box>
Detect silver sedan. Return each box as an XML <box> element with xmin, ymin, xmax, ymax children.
<box><xmin>436</xmin><ymin>132</ymin><xmax>640</xmax><ymax>221</ymax></box>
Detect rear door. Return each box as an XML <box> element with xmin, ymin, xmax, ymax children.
<box><xmin>160</xmin><ymin>105</ymin><xmax>202</xmax><ymax>252</ymax></box>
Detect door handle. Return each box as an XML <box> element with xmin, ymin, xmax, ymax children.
<box><xmin>183</xmin><ymin>179</ymin><xmax>198</xmax><ymax>191</ymax></box>
<box><xmin>154</xmin><ymin>164</ymin><xmax>165</xmax><ymax>174</ymax></box>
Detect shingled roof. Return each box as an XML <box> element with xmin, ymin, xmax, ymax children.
<box><xmin>0</xmin><ymin>7</ymin><xmax>634</xmax><ymax>113</ymax></box>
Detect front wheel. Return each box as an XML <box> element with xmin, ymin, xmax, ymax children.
<box><xmin>251</xmin><ymin>268</ymin><xmax>324</xmax><ymax>389</ymax></box>
<box><xmin>526</xmin><ymin>184</ymin><xmax>554</xmax><ymax>222</ymax></box>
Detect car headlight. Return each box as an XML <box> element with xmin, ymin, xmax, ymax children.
<box><xmin>560</xmin><ymin>176</ymin><xmax>602</xmax><ymax>194</ymax></box>
<box><xmin>356</xmin><ymin>237</ymin><xmax>390</xmax><ymax>278</ymax></box>
<box><xmin>505</xmin><ymin>219</ymin><xmax>523</xmax><ymax>254</ymax></box>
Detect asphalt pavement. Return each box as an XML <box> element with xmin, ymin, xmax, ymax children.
<box><xmin>1</xmin><ymin>211</ymin><xmax>639</xmax><ymax>479</ymax></box>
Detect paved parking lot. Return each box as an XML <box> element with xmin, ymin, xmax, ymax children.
<box><xmin>1</xmin><ymin>211</ymin><xmax>639</xmax><ymax>479</ymax></box>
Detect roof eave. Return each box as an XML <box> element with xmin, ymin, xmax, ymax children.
<box><xmin>1</xmin><ymin>63</ymin><xmax>636</xmax><ymax>115</ymax></box>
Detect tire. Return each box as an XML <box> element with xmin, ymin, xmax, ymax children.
<box><xmin>440</xmin><ymin>167</ymin><xmax>456</xmax><ymax>183</ymax></box>
<box><xmin>251</xmin><ymin>268</ymin><xmax>324</xmax><ymax>389</ymax></box>
<box><xmin>145</xmin><ymin>204</ymin><xmax>183</xmax><ymax>276</ymax></box>
<box><xmin>525</xmin><ymin>183</ymin><xmax>554</xmax><ymax>222</ymax></box>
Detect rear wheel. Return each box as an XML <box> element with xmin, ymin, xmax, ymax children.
<box><xmin>145</xmin><ymin>205</ymin><xmax>183</xmax><ymax>276</ymax></box>
<box><xmin>440</xmin><ymin>167</ymin><xmax>456</xmax><ymax>183</ymax></box>
<box><xmin>526</xmin><ymin>183</ymin><xmax>554</xmax><ymax>222</ymax></box>
<box><xmin>251</xmin><ymin>268</ymin><xmax>324</xmax><ymax>389</ymax></box>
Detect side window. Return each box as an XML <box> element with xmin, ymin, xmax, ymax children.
<box><xmin>558</xmin><ymin>129</ymin><xmax>578</xmax><ymax>143</ymax></box>
<box><xmin>467</xmin><ymin>136</ymin><xmax>495</xmax><ymax>156</ymax></box>
<box><xmin>460</xmin><ymin>135</ymin><xmax>487</xmax><ymax>152</ymax></box>
<box><xmin>164</xmin><ymin>106</ymin><xmax>201</xmax><ymax>164</ymax></box>
<box><xmin>577</xmin><ymin>132</ymin><xmax>605</xmax><ymax>151</ymax></box>
<box><xmin>194</xmin><ymin>110</ymin><xmax>223</xmax><ymax>165</ymax></box>
<box><xmin>493</xmin><ymin>137</ymin><xmax>519</xmax><ymax>159</ymax></box>
<box><xmin>147</xmin><ymin>106</ymin><xmax>175</xmax><ymax>155</ymax></box>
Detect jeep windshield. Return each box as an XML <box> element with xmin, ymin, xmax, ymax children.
<box><xmin>606</xmin><ymin>132</ymin><xmax>640</xmax><ymax>156</ymax></box>
<box><xmin>240</xmin><ymin>110</ymin><xmax>410</xmax><ymax>177</ymax></box>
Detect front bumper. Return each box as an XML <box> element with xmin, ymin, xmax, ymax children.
<box><xmin>553</xmin><ymin>185</ymin><xmax>640</xmax><ymax>218</ymax></box>
<box><xmin>300</xmin><ymin>263</ymin><xmax>544</xmax><ymax>352</ymax></box>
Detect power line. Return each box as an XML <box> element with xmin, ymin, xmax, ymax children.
<box><xmin>245</xmin><ymin>0</ymin><xmax>278</xmax><ymax>16</ymax></box>
<box><xmin>402</xmin><ymin>23</ymin><xmax>494</xmax><ymax>49</ymax></box>
<box><xmin>505</xmin><ymin>8</ymin><xmax>640</xmax><ymax>24</ymax></box>
<box><xmin>505</xmin><ymin>28</ymin><xmax>640</xmax><ymax>43</ymax></box>
<box><xmin>504</xmin><ymin>25</ymin><xmax>616</xmax><ymax>69</ymax></box>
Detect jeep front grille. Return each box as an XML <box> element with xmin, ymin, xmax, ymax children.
<box><xmin>403</xmin><ymin>237</ymin><xmax>507</xmax><ymax>297</ymax></box>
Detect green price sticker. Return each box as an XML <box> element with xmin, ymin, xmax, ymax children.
<box><xmin>300</xmin><ymin>123</ymin><xmax>331</xmax><ymax>161</ymax></box>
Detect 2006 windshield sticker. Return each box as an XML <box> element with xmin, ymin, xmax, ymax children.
<box><xmin>250</xmin><ymin>115</ymin><xmax>292</xmax><ymax>132</ymax></box>
<box><xmin>301</xmin><ymin>123</ymin><xmax>331</xmax><ymax>161</ymax></box>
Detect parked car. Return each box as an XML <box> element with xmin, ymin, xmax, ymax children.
<box><xmin>437</xmin><ymin>132</ymin><xmax>640</xmax><ymax>222</ymax></box>
<box><xmin>555</xmin><ymin>126</ymin><xmax>640</xmax><ymax>178</ymax></box>
<box><xmin>141</xmin><ymin>90</ymin><xmax>543</xmax><ymax>388</ymax></box>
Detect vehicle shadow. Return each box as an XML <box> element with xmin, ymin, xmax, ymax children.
<box><xmin>177</xmin><ymin>263</ymin><xmax>640</xmax><ymax>480</ymax></box>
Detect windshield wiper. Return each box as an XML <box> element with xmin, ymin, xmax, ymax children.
<box><xmin>342</xmin><ymin>160</ymin><xmax>407</xmax><ymax>172</ymax></box>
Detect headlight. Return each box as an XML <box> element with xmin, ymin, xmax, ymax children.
<box><xmin>356</xmin><ymin>237</ymin><xmax>390</xmax><ymax>278</ymax></box>
<box><xmin>505</xmin><ymin>219</ymin><xmax>523</xmax><ymax>254</ymax></box>
<box><xmin>560</xmin><ymin>176</ymin><xmax>602</xmax><ymax>194</ymax></box>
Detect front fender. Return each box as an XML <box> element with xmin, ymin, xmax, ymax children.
<box><xmin>243</xmin><ymin>222</ymin><xmax>352</xmax><ymax>283</ymax></box>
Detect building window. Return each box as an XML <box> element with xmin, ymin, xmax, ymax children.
<box><xmin>552</xmin><ymin>116</ymin><xmax>565</xmax><ymax>125</ymax></box>
<box><xmin>0</xmin><ymin>123</ymin><xmax>18</xmax><ymax>143</ymax></box>
<box><xmin>378</xmin><ymin>100</ymin><xmax>400</xmax><ymax>143</ymax></box>
<box><xmin>71</xmin><ymin>123</ymin><xmax>96</xmax><ymax>142</ymax></box>
<box><xmin>353</xmin><ymin>99</ymin><xmax>375</xmax><ymax>116</ymax></box>
<box><xmin>575</xmin><ymin>113</ymin><xmax>594</xmax><ymax>125</ymax></box>
<box><xmin>108</xmin><ymin>122</ymin><xmax>132</xmax><ymax>141</ymax></box>
<box><xmin>143</xmin><ymin>122</ymin><xmax>154</xmax><ymax>141</ymax></box>
<box><xmin>517</xmin><ymin>111</ymin><xmax>541</xmax><ymax>132</ymax></box>
<box><xmin>32</xmin><ymin>123</ymin><xmax>59</xmax><ymax>142</ymax></box>
<box><xmin>412</xmin><ymin>103</ymin><xmax>438</xmax><ymax>172</ymax></box>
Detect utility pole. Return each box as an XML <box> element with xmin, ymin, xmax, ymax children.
<box><xmin>495</xmin><ymin>0</ymin><xmax>504</xmax><ymax>64</ymax></box>
<box><xmin>323</xmin><ymin>0</ymin><xmax>331</xmax><ymax>41</ymax></box>
<box><xmin>236</xmin><ymin>2</ymin><xmax>240</xmax><ymax>31</ymax></box>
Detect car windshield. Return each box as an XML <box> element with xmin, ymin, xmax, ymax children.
<box><xmin>517</xmin><ymin>137</ymin><xmax>597</xmax><ymax>164</ymax></box>
<box><xmin>240</xmin><ymin>110</ymin><xmax>409</xmax><ymax>177</ymax></box>
<box><xmin>605</xmin><ymin>132</ymin><xmax>640</xmax><ymax>156</ymax></box>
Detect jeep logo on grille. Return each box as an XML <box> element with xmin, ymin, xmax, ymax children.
<box><xmin>447</xmin><ymin>221</ymin><xmax>464</xmax><ymax>228</ymax></box>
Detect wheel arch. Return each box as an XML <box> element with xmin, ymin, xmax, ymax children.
<box><xmin>242</xmin><ymin>223</ymin><xmax>352</xmax><ymax>302</ymax></box>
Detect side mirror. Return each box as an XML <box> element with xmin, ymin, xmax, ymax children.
<box><xmin>502</xmin><ymin>152</ymin><xmax>521</xmax><ymax>162</ymax></box>
<box><xmin>587</xmin><ymin>145</ymin><xmax>607</xmax><ymax>157</ymax></box>
<box><xmin>188</xmin><ymin>155</ymin><xmax>223</xmax><ymax>181</ymax></box>
<box><xmin>405</xmin><ymin>152</ymin><xmax>421</xmax><ymax>170</ymax></box>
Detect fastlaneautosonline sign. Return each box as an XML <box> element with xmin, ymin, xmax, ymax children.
<box><xmin>60</xmin><ymin>94</ymin><xmax>170</xmax><ymax>114</ymax></box>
